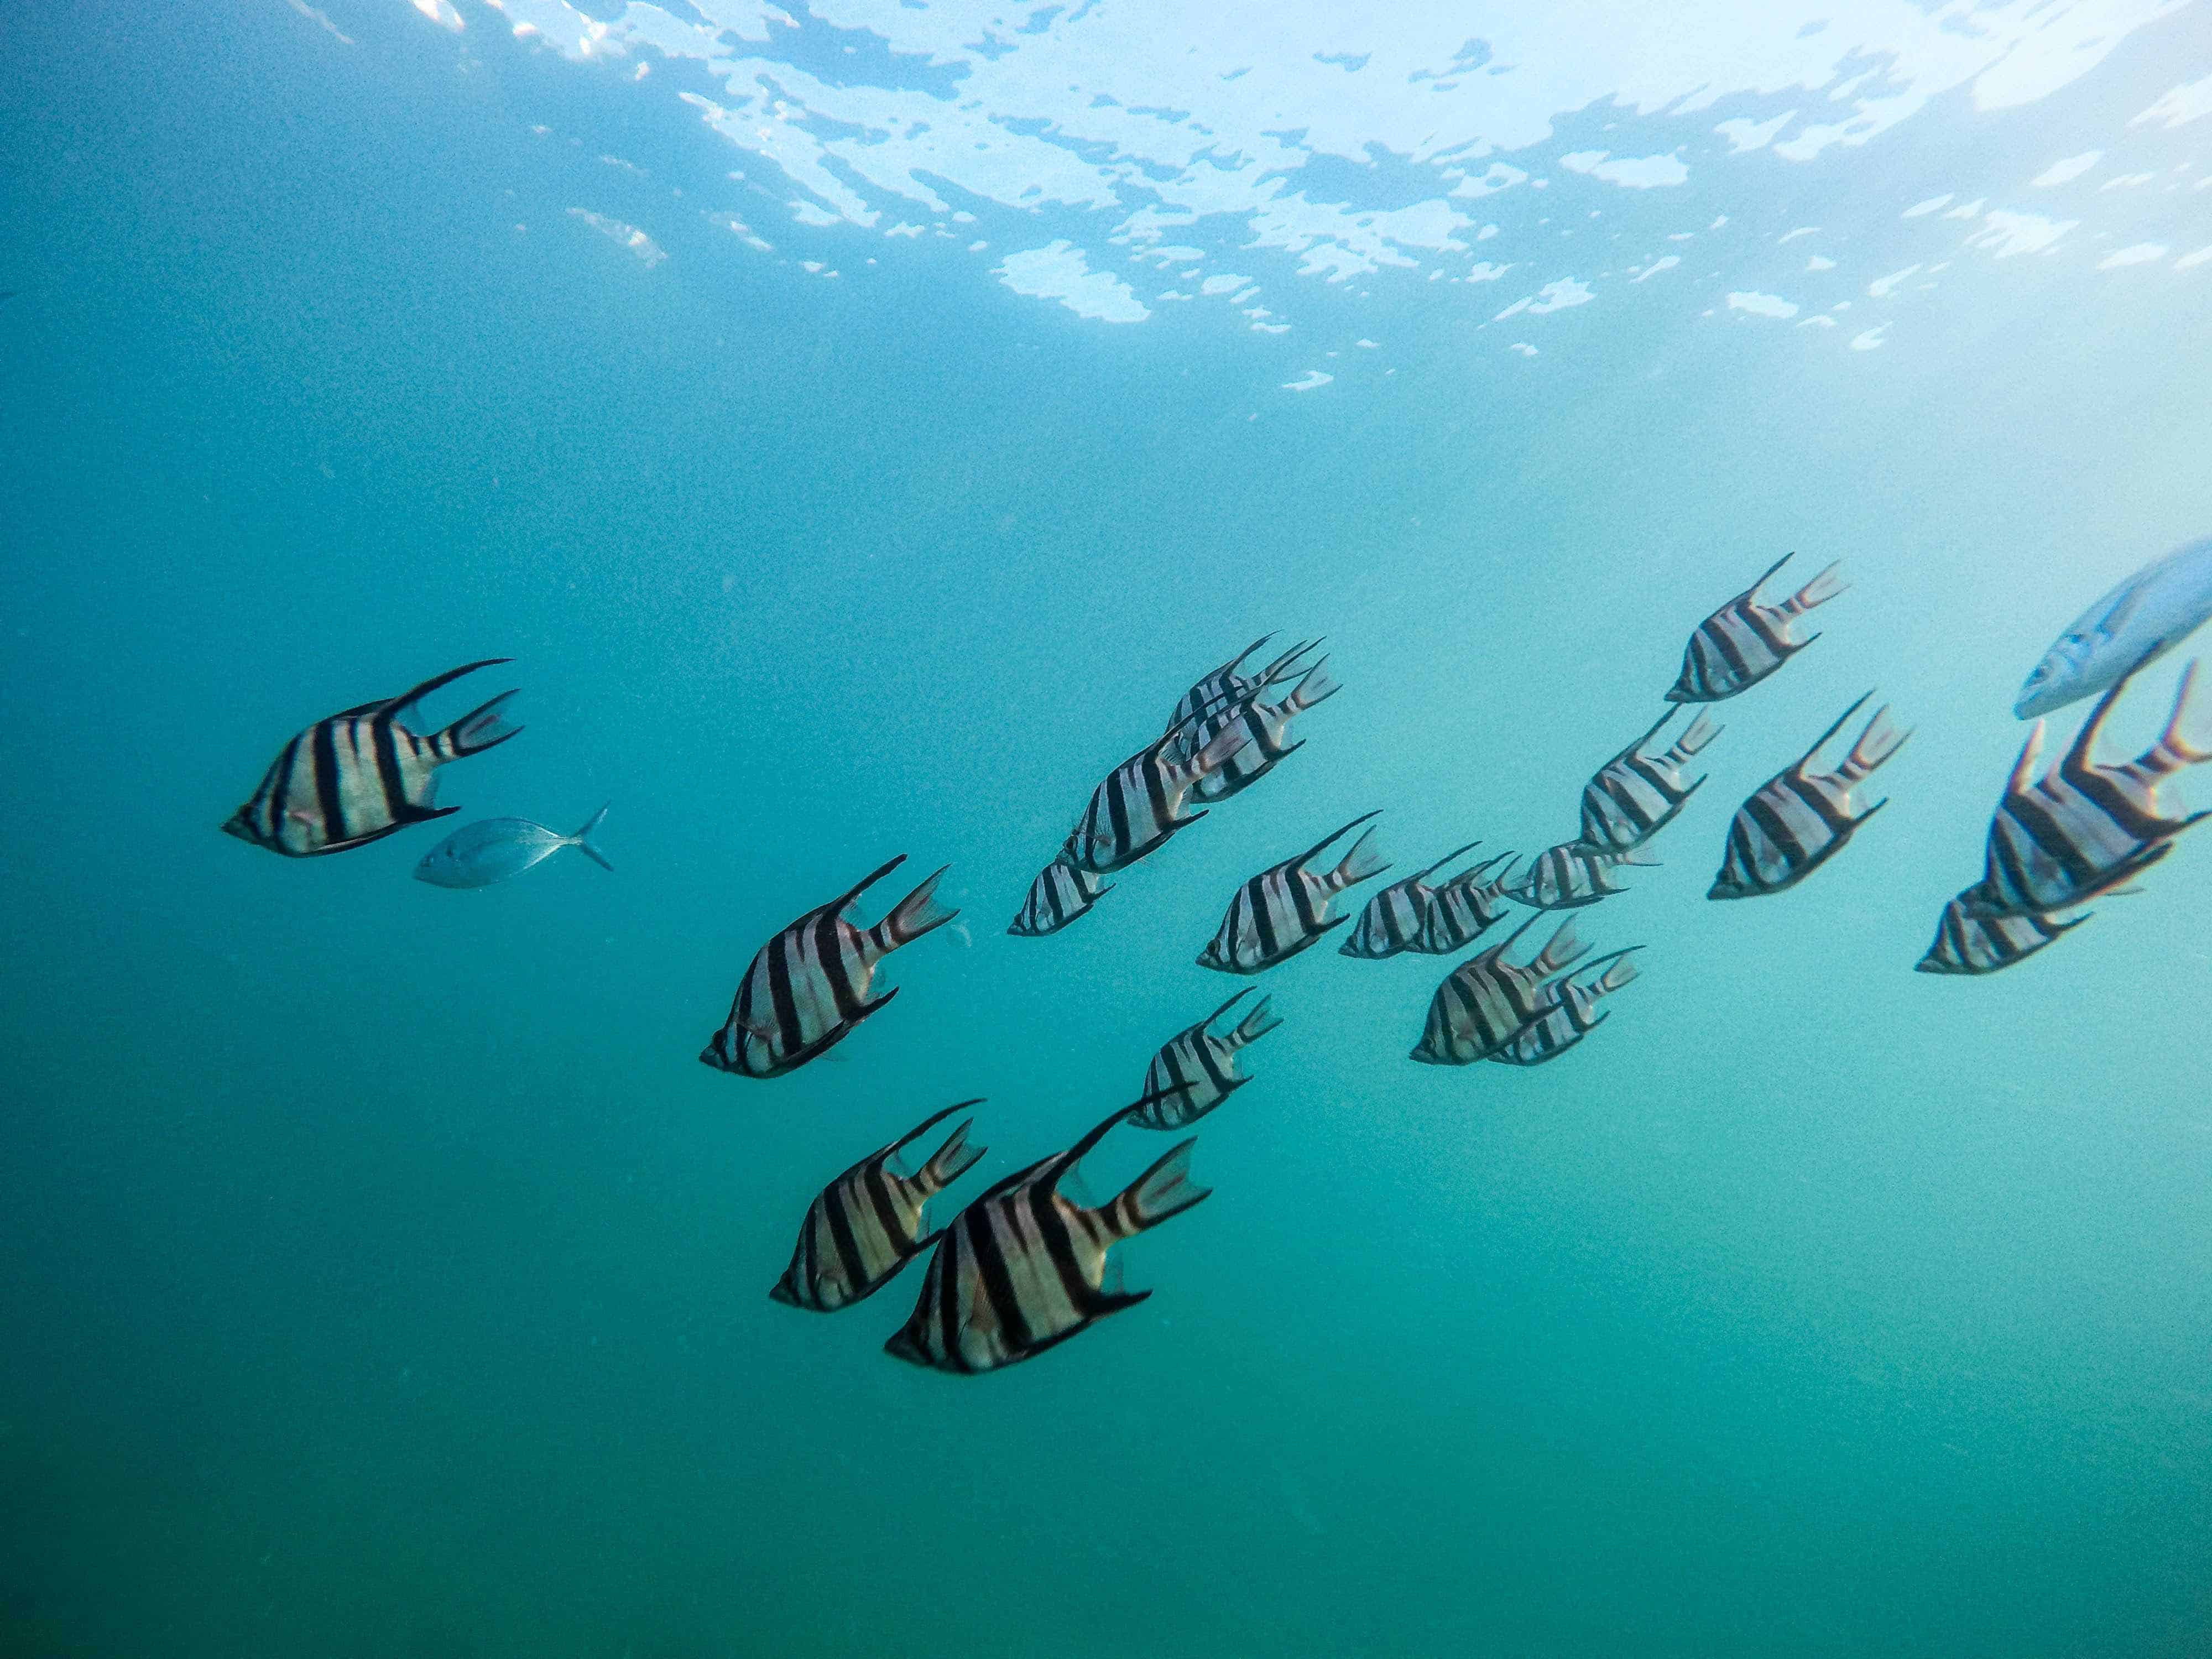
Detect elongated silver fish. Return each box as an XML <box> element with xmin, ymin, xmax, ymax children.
<box><xmin>414</xmin><ymin>805</ymin><xmax>611</xmax><ymax>888</ymax></box>
<box><xmin>2016</xmin><ymin>536</ymin><xmax>2212</xmax><ymax>719</ymax></box>
<box><xmin>770</xmin><ymin>1102</ymin><xmax>986</xmax><ymax>1312</ymax></box>
<box><xmin>1708</xmin><ymin>695</ymin><xmax>1908</xmax><ymax>900</ymax></box>
<box><xmin>884</xmin><ymin>1099</ymin><xmax>1209</xmax><ymax>1374</ymax></box>
<box><xmin>699</xmin><ymin>854</ymin><xmax>957</xmax><ymax>1079</ymax></box>
<box><xmin>223</xmin><ymin>660</ymin><xmax>521</xmax><ymax>856</ymax></box>
<box><xmin>1966</xmin><ymin>661</ymin><xmax>2209</xmax><ymax>918</ymax></box>
<box><xmin>1667</xmin><ymin>554</ymin><xmax>1845</xmax><ymax>703</ymax></box>
<box><xmin>1136</xmin><ymin>988</ymin><xmax>1281</xmax><ymax>1128</ymax></box>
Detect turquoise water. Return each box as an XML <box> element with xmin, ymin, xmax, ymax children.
<box><xmin>5</xmin><ymin>2</ymin><xmax>2212</xmax><ymax>1653</ymax></box>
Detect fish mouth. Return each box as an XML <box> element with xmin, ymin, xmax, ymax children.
<box><xmin>219</xmin><ymin>815</ymin><xmax>255</xmax><ymax>842</ymax></box>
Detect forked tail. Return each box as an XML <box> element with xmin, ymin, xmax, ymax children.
<box><xmin>1838</xmin><ymin>704</ymin><xmax>1911</xmax><ymax>784</ymax></box>
<box><xmin>2145</xmin><ymin>660</ymin><xmax>2212</xmax><ymax>771</ymax></box>
<box><xmin>567</xmin><ymin>803</ymin><xmax>613</xmax><ymax>872</ymax></box>
<box><xmin>1104</xmin><ymin>1139</ymin><xmax>1212</xmax><ymax>1237</ymax></box>
<box><xmin>1780</xmin><ymin>560</ymin><xmax>1848</xmax><ymax>618</ymax></box>
<box><xmin>1669</xmin><ymin>711</ymin><xmax>1723</xmax><ymax>761</ymax></box>
<box><xmin>1530</xmin><ymin>916</ymin><xmax>1592</xmax><ymax>978</ymax></box>
<box><xmin>868</xmin><ymin>865</ymin><xmax>958</xmax><ymax>954</ymax></box>
<box><xmin>919</xmin><ymin>1118</ymin><xmax>987</xmax><ymax>1193</ymax></box>
<box><xmin>1327</xmin><ymin>823</ymin><xmax>1389</xmax><ymax>890</ymax></box>
<box><xmin>1229</xmin><ymin>994</ymin><xmax>1282</xmax><ymax>1047</ymax></box>
<box><xmin>435</xmin><ymin>690</ymin><xmax>523</xmax><ymax>759</ymax></box>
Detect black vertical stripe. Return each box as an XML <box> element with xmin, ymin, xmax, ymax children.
<box><xmin>310</xmin><ymin>719</ymin><xmax>346</xmax><ymax>844</ymax></box>
<box><xmin>966</xmin><ymin>1210</ymin><xmax>1033</xmax><ymax>1355</ymax></box>
<box><xmin>764</xmin><ymin>937</ymin><xmax>807</xmax><ymax>1056</ymax></box>
<box><xmin>821</xmin><ymin>1182</ymin><xmax>870</xmax><ymax>1294</ymax></box>
<box><xmin>370</xmin><ymin>712</ymin><xmax>409</xmax><ymax>823</ymax></box>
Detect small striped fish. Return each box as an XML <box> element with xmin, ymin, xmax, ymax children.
<box><xmin>1068</xmin><ymin>718</ymin><xmax>1255</xmax><ymax>874</ymax></box>
<box><xmin>222</xmin><ymin>660</ymin><xmax>521</xmax><ymax>857</ymax></box>
<box><xmin>699</xmin><ymin>854</ymin><xmax>957</xmax><ymax>1078</ymax></box>
<box><xmin>1007</xmin><ymin>842</ymin><xmax>1111</xmax><ymax>937</ymax></box>
<box><xmin>1579</xmin><ymin>709</ymin><xmax>1721</xmax><ymax>851</ymax></box>
<box><xmin>1135</xmin><ymin>988</ymin><xmax>1282</xmax><ymax>1128</ymax></box>
<box><xmin>1917</xmin><ymin>895</ymin><xmax>2088</xmax><ymax>977</ymax></box>
<box><xmin>1667</xmin><ymin>554</ymin><xmax>1846</xmax><ymax>703</ymax></box>
<box><xmin>770</xmin><ymin>1101</ymin><xmax>987</xmax><ymax>1312</ymax></box>
<box><xmin>1416</xmin><ymin>852</ymin><xmax>1519</xmax><ymax>954</ymax></box>
<box><xmin>1491</xmin><ymin>951</ymin><xmax>1640</xmax><ymax>1067</ymax></box>
<box><xmin>1166</xmin><ymin>635</ymin><xmax>1318</xmax><ymax>746</ymax></box>
<box><xmin>1709</xmin><ymin>694</ymin><xmax>1909</xmax><ymax>900</ymax></box>
<box><xmin>1411</xmin><ymin>914</ymin><xmax>1592</xmax><ymax>1066</ymax></box>
<box><xmin>1340</xmin><ymin>842</ymin><xmax>1482</xmax><ymax>958</ymax></box>
<box><xmin>1188</xmin><ymin>658</ymin><xmax>1341</xmax><ymax>802</ymax></box>
<box><xmin>1965</xmin><ymin>660</ymin><xmax>2210</xmax><ymax>919</ymax></box>
<box><xmin>883</xmin><ymin>1101</ymin><xmax>1210</xmax><ymax>1374</ymax></box>
<box><xmin>1198</xmin><ymin>811</ymin><xmax>1389</xmax><ymax>973</ymax></box>
<box><xmin>1503</xmin><ymin>842</ymin><xmax>1657</xmax><ymax>910</ymax></box>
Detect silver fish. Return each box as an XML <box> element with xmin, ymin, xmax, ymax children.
<box><xmin>414</xmin><ymin>805</ymin><xmax>612</xmax><ymax>888</ymax></box>
<box><xmin>2017</xmin><ymin>536</ymin><xmax>2212</xmax><ymax>719</ymax></box>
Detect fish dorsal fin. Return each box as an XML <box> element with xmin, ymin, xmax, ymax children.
<box><xmin>2063</xmin><ymin>653</ymin><xmax>2153</xmax><ymax>775</ymax></box>
<box><xmin>877</xmin><ymin>1098</ymin><xmax>985</xmax><ymax>1171</ymax></box>
<box><xmin>1742</xmin><ymin>551</ymin><xmax>1794</xmax><ymax>606</ymax></box>
<box><xmin>1791</xmin><ymin>691</ymin><xmax>1874</xmax><ymax>778</ymax></box>
<box><xmin>1610</xmin><ymin>708</ymin><xmax>1677</xmax><ymax>768</ymax></box>
<box><xmin>1193</xmin><ymin>987</ymin><xmax>1255</xmax><ymax>1039</ymax></box>
<box><xmin>805</xmin><ymin>854</ymin><xmax>908</xmax><ymax>931</ymax></box>
<box><xmin>1415</xmin><ymin>841</ymin><xmax>1484</xmax><ymax>884</ymax></box>
<box><xmin>1294</xmin><ymin>808</ymin><xmax>1384</xmax><ymax>871</ymax></box>
<box><xmin>2004</xmin><ymin>722</ymin><xmax>2047</xmax><ymax>797</ymax></box>
<box><xmin>378</xmin><ymin>659</ymin><xmax>512</xmax><ymax>727</ymax></box>
<box><xmin>1044</xmin><ymin>1105</ymin><xmax>1139</xmax><ymax>1199</ymax></box>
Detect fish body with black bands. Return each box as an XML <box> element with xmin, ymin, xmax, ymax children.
<box><xmin>1068</xmin><ymin>718</ymin><xmax>1255</xmax><ymax>874</ymax></box>
<box><xmin>883</xmin><ymin>1103</ymin><xmax>1211</xmax><ymax>1374</ymax></box>
<box><xmin>1199</xmin><ymin>811</ymin><xmax>1389</xmax><ymax>973</ymax></box>
<box><xmin>1340</xmin><ymin>841</ymin><xmax>1483</xmax><ymax>959</ymax></box>
<box><xmin>770</xmin><ymin>1103</ymin><xmax>987</xmax><ymax>1312</ymax></box>
<box><xmin>1006</xmin><ymin>842</ymin><xmax>1112</xmax><ymax>937</ymax></box>
<box><xmin>1667</xmin><ymin>554</ymin><xmax>1846</xmax><ymax>703</ymax></box>
<box><xmin>1708</xmin><ymin>694</ymin><xmax>1909</xmax><ymax>900</ymax></box>
<box><xmin>223</xmin><ymin>660</ymin><xmax>522</xmax><ymax>857</ymax></box>
<box><xmin>1411</xmin><ymin>914</ymin><xmax>1593</xmax><ymax>1066</ymax></box>
<box><xmin>1579</xmin><ymin>709</ymin><xmax>1721</xmax><ymax>852</ymax></box>
<box><xmin>700</xmin><ymin>854</ymin><xmax>958</xmax><ymax>1078</ymax></box>
<box><xmin>1136</xmin><ymin>988</ymin><xmax>1282</xmax><ymax>1129</ymax></box>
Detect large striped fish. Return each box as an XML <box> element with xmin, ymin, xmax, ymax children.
<box><xmin>883</xmin><ymin>1102</ymin><xmax>1210</xmax><ymax>1374</ymax></box>
<box><xmin>1503</xmin><ymin>842</ymin><xmax>1657</xmax><ymax>910</ymax></box>
<box><xmin>1708</xmin><ymin>694</ymin><xmax>1909</xmax><ymax>900</ymax></box>
<box><xmin>1916</xmin><ymin>895</ymin><xmax>2088</xmax><ymax>977</ymax></box>
<box><xmin>1340</xmin><ymin>841</ymin><xmax>1483</xmax><ymax>959</ymax></box>
<box><xmin>1491</xmin><ymin>951</ymin><xmax>1640</xmax><ymax>1067</ymax></box>
<box><xmin>1135</xmin><ymin>988</ymin><xmax>1282</xmax><ymax>1128</ymax></box>
<box><xmin>770</xmin><ymin>1101</ymin><xmax>987</xmax><ymax>1312</ymax></box>
<box><xmin>1006</xmin><ymin>841</ymin><xmax>1110</xmax><ymax>937</ymax></box>
<box><xmin>1416</xmin><ymin>852</ymin><xmax>1519</xmax><ymax>954</ymax></box>
<box><xmin>699</xmin><ymin>854</ymin><xmax>957</xmax><ymax>1078</ymax></box>
<box><xmin>1411</xmin><ymin>914</ymin><xmax>1592</xmax><ymax>1066</ymax></box>
<box><xmin>1187</xmin><ymin>658</ymin><xmax>1340</xmax><ymax>802</ymax></box>
<box><xmin>1579</xmin><ymin>709</ymin><xmax>1721</xmax><ymax>851</ymax></box>
<box><xmin>1198</xmin><ymin>811</ymin><xmax>1389</xmax><ymax>973</ymax></box>
<box><xmin>1166</xmin><ymin>635</ymin><xmax>1318</xmax><ymax>747</ymax></box>
<box><xmin>1667</xmin><ymin>554</ymin><xmax>1846</xmax><ymax>703</ymax></box>
<box><xmin>1068</xmin><ymin>718</ymin><xmax>1255</xmax><ymax>875</ymax></box>
<box><xmin>1964</xmin><ymin>660</ymin><xmax>2210</xmax><ymax>919</ymax></box>
<box><xmin>222</xmin><ymin>660</ymin><xmax>521</xmax><ymax>857</ymax></box>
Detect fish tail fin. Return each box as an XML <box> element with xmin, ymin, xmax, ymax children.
<box><xmin>1532</xmin><ymin>916</ymin><xmax>1591</xmax><ymax>977</ymax></box>
<box><xmin>568</xmin><ymin>802</ymin><xmax>613</xmax><ymax>872</ymax></box>
<box><xmin>435</xmin><ymin>689</ymin><xmax>523</xmax><ymax>759</ymax></box>
<box><xmin>1777</xmin><ymin>558</ymin><xmax>1845</xmax><ymax>617</ymax></box>
<box><xmin>1285</xmin><ymin>658</ymin><xmax>1340</xmax><ymax>714</ymax></box>
<box><xmin>1230</xmin><ymin>994</ymin><xmax>1282</xmax><ymax>1046</ymax></box>
<box><xmin>2150</xmin><ymin>660</ymin><xmax>2212</xmax><ymax>768</ymax></box>
<box><xmin>919</xmin><ymin>1119</ymin><xmax>986</xmax><ymax>1193</ymax></box>
<box><xmin>870</xmin><ymin>865</ymin><xmax>957</xmax><ymax>953</ymax></box>
<box><xmin>1673</xmin><ymin>712</ymin><xmax>1723</xmax><ymax>759</ymax></box>
<box><xmin>1582</xmin><ymin>947</ymin><xmax>1642</xmax><ymax>995</ymax></box>
<box><xmin>1104</xmin><ymin>1139</ymin><xmax>1211</xmax><ymax>1237</ymax></box>
<box><xmin>1840</xmin><ymin>704</ymin><xmax>1911</xmax><ymax>782</ymax></box>
<box><xmin>1329</xmin><ymin>823</ymin><xmax>1389</xmax><ymax>889</ymax></box>
<box><xmin>1186</xmin><ymin>716</ymin><xmax>1254</xmax><ymax>781</ymax></box>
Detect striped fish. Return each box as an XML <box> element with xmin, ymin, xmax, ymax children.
<box><xmin>1135</xmin><ymin>988</ymin><xmax>1282</xmax><ymax>1128</ymax></box>
<box><xmin>1068</xmin><ymin>718</ymin><xmax>1255</xmax><ymax>874</ymax></box>
<box><xmin>1503</xmin><ymin>842</ymin><xmax>1657</xmax><ymax>910</ymax></box>
<box><xmin>1411</xmin><ymin>914</ymin><xmax>1592</xmax><ymax>1066</ymax></box>
<box><xmin>883</xmin><ymin>1101</ymin><xmax>1211</xmax><ymax>1374</ymax></box>
<box><xmin>1166</xmin><ymin>635</ymin><xmax>1318</xmax><ymax>746</ymax></box>
<box><xmin>1007</xmin><ymin>842</ymin><xmax>1110</xmax><ymax>937</ymax></box>
<box><xmin>1491</xmin><ymin>951</ymin><xmax>1640</xmax><ymax>1067</ymax></box>
<box><xmin>1189</xmin><ymin>659</ymin><xmax>1341</xmax><ymax>802</ymax></box>
<box><xmin>1340</xmin><ymin>841</ymin><xmax>1483</xmax><ymax>959</ymax></box>
<box><xmin>1416</xmin><ymin>852</ymin><xmax>1519</xmax><ymax>953</ymax></box>
<box><xmin>1197</xmin><ymin>811</ymin><xmax>1389</xmax><ymax>974</ymax></box>
<box><xmin>1579</xmin><ymin>709</ymin><xmax>1722</xmax><ymax>851</ymax></box>
<box><xmin>699</xmin><ymin>854</ymin><xmax>957</xmax><ymax>1078</ymax></box>
<box><xmin>770</xmin><ymin>1101</ymin><xmax>987</xmax><ymax>1312</ymax></box>
<box><xmin>1917</xmin><ymin>895</ymin><xmax>2088</xmax><ymax>977</ymax></box>
<box><xmin>1667</xmin><ymin>554</ymin><xmax>1846</xmax><ymax>703</ymax></box>
<box><xmin>1708</xmin><ymin>694</ymin><xmax>1910</xmax><ymax>900</ymax></box>
<box><xmin>222</xmin><ymin>660</ymin><xmax>521</xmax><ymax>857</ymax></box>
<box><xmin>1964</xmin><ymin>660</ymin><xmax>2210</xmax><ymax>919</ymax></box>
